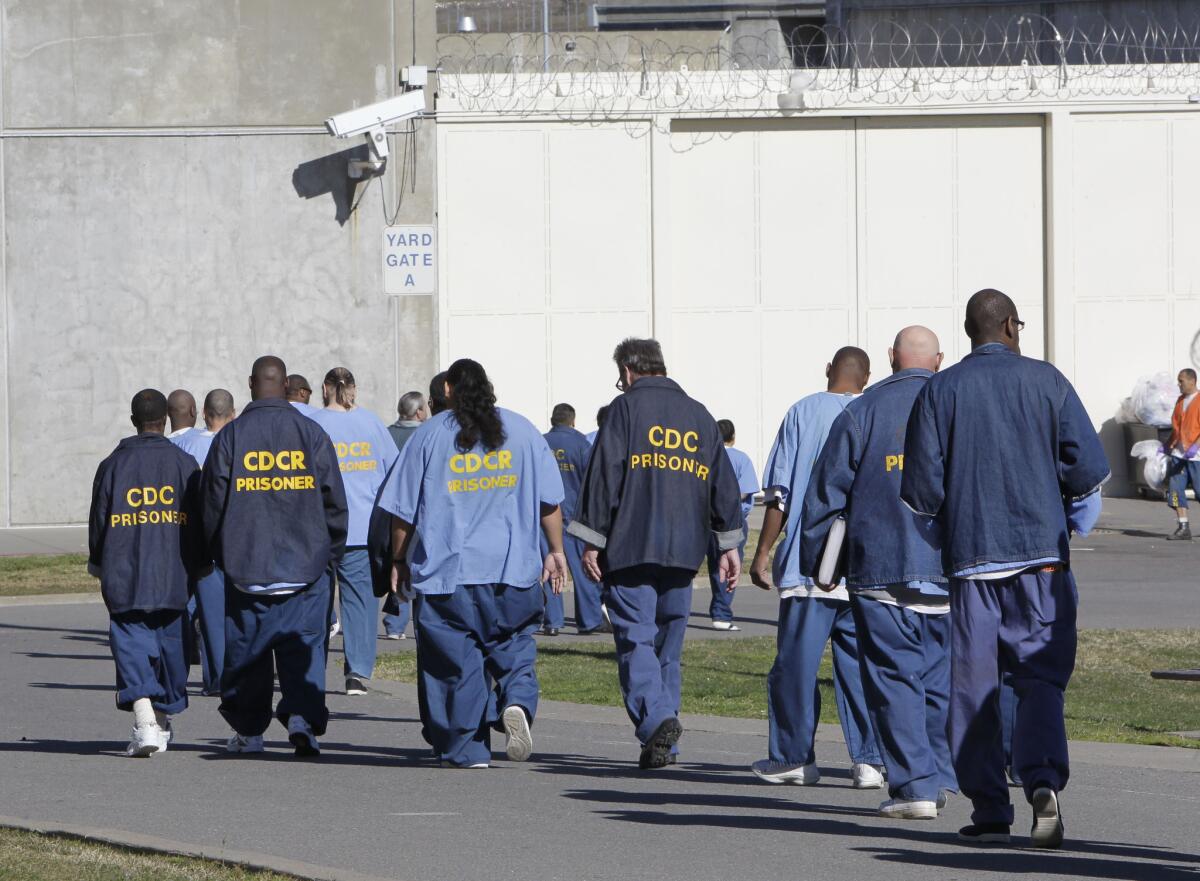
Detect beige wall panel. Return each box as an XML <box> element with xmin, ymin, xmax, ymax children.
<box><xmin>758</xmin><ymin>125</ymin><xmax>856</xmax><ymax>311</ymax></box>
<box><xmin>957</xmin><ymin>124</ymin><xmax>1046</xmax><ymax>304</ymax></box>
<box><xmin>1073</xmin><ymin>118</ymin><xmax>1171</xmax><ymax>299</ymax></box>
<box><xmin>1173</xmin><ymin>118</ymin><xmax>1200</xmax><ymax>300</ymax></box>
<box><xmin>548</xmin><ymin>127</ymin><xmax>652</xmax><ymax>313</ymax></box>
<box><xmin>442</xmin><ymin>128</ymin><xmax>546</xmax><ymax>314</ymax></box>
<box><xmin>859</xmin><ymin>125</ymin><xmax>956</xmax><ymax>308</ymax></box>
<box><xmin>668</xmin><ymin>133</ymin><xmax>757</xmax><ymax>310</ymax></box>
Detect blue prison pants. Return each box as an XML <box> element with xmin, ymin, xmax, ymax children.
<box><xmin>335</xmin><ymin>548</ymin><xmax>379</xmax><ymax>679</ymax></box>
<box><xmin>949</xmin><ymin>569</ymin><xmax>1077</xmax><ymax>826</ymax></box>
<box><xmin>416</xmin><ymin>584</ymin><xmax>543</xmax><ymax>767</ymax></box>
<box><xmin>767</xmin><ymin>596</ymin><xmax>881</xmax><ymax>767</ymax></box>
<box><xmin>603</xmin><ymin>565</ymin><xmax>693</xmax><ymax>745</ymax></box>
<box><xmin>109</xmin><ymin>609</ymin><xmax>189</xmax><ymax>715</ymax></box>
<box><xmin>851</xmin><ymin>594</ymin><xmax>955</xmax><ymax>800</ymax></box>
<box><xmin>220</xmin><ymin>574</ymin><xmax>334</xmax><ymax>738</ymax></box>
<box><xmin>193</xmin><ymin>566</ymin><xmax>226</xmax><ymax>693</ymax></box>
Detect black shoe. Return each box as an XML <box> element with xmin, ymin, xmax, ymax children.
<box><xmin>345</xmin><ymin>676</ymin><xmax>368</xmax><ymax>696</ymax></box>
<box><xmin>1030</xmin><ymin>787</ymin><xmax>1065</xmax><ymax>849</ymax></box>
<box><xmin>542</xmin><ymin>627</ymin><xmax>560</xmax><ymax>636</ymax></box>
<box><xmin>639</xmin><ymin>717</ymin><xmax>683</xmax><ymax>770</ymax></box>
<box><xmin>1167</xmin><ymin>523</ymin><xmax>1192</xmax><ymax>540</ymax></box>
<box><xmin>957</xmin><ymin>823</ymin><xmax>1011</xmax><ymax>844</ymax></box>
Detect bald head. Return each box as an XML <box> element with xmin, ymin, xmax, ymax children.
<box><xmin>965</xmin><ymin>288</ymin><xmax>1021</xmax><ymax>352</ymax></box>
<box><xmin>890</xmin><ymin>326</ymin><xmax>943</xmax><ymax>372</ymax></box>
<box><xmin>250</xmin><ymin>355</ymin><xmax>288</xmax><ymax>401</ymax></box>
<box><xmin>166</xmin><ymin>389</ymin><xmax>196</xmax><ymax>432</ymax></box>
<box><xmin>827</xmin><ymin>346</ymin><xmax>870</xmax><ymax>393</ymax></box>
<box><xmin>203</xmin><ymin>388</ymin><xmax>236</xmax><ymax>430</ymax></box>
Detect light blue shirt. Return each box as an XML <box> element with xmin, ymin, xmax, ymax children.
<box><xmin>309</xmin><ymin>407</ymin><xmax>399</xmax><ymax>547</ymax></box>
<box><xmin>762</xmin><ymin>391</ymin><xmax>858</xmax><ymax>589</ymax></box>
<box><xmin>173</xmin><ymin>428</ymin><xmax>216</xmax><ymax>468</ymax></box>
<box><xmin>724</xmin><ymin>445</ymin><xmax>759</xmax><ymax>520</ymax></box>
<box><xmin>376</xmin><ymin>408</ymin><xmax>565</xmax><ymax>596</ymax></box>
<box><xmin>290</xmin><ymin>400</ymin><xmax>320</xmax><ymax>420</ymax></box>
<box><xmin>585</xmin><ymin>429</ymin><xmax>598</xmax><ymax>446</ymax></box>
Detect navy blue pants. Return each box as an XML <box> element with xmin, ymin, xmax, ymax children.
<box><xmin>1166</xmin><ymin>457</ymin><xmax>1200</xmax><ymax>509</ymax></box>
<box><xmin>949</xmin><ymin>570</ymin><xmax>1077</xmax><ymax>826</ymax></box>
<box><xmin>417</xmin><ymin>584</ymin><xmax>543</xmax><ymax>766</ymax></box>
<box><xmin>193</xmin><ymin>566</ymin><xmax>226</xmax><ymax>693</ymax></box>
<box><xmin>335</xmin><ymin>548</ymin><xmax>379</xmax><ymax>679</ymax></box>
<box><xmin>767</xmin><ymin>596</ymin><xmax>880</xmax><ymax>766</ymax></box>
<box><xmin>604</xmin><ymin>565</ymin><xmax>693</xmax><ymax>745</ymax></box>
<box><xmin>851</xmin><ymin>594</ymin><xmax>955</xmax><ymax>800</ymax></box>
<box><xmin>220</xmin><ymin>574</ymin><xmax>333</xmax><ymax>738</ymax></box>
<box><xmin>706</xmin><ymin>526</ymin><xmax>747</xmax><ymax>622</ymax></box>
<box><xmin>109</xmin><ymin>610</ymin><xmax>189</xmax><ymax>715</ymax></box>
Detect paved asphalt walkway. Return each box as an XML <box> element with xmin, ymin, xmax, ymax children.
<box><xmin>0</xmin><ymin>601</ymin><xmax>1197</xmax><ymax>881</ymax></box>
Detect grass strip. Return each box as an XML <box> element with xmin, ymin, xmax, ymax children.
<box><xmin>0</xmin><ymin>554</ymin><xmax>97</xmax><ymax>596</ymax></box>
<box><xmin>0</xmin><ymin>827</ymin><xmax>301</xmax><ymax>881</ymax></box>
<box><xmin>375</xmin><ymin>629</ymin><xmax>1200</xmax><ymax>749</ymax></box>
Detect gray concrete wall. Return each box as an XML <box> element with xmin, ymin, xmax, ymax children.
<box><xmin>0</xmin><ymin>0</ymin><xmax>438</xmax><ymax>527</ymax></box>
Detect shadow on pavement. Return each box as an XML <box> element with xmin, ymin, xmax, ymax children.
<box><xmin>857</xmin><ymin>843</ymin><xmax>1200</xmax><ymax>880</ymax></box>
<box><xmin>566</xmin><ymin>789</ymin><xmax>1200</xmax><ymax>881</ymax></box>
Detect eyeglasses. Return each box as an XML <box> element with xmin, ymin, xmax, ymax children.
<box><xmin>614</xmin><ymin>377</ymin><xmax>628</xmax><ymax>392</ymax></box>
<box><xmin>1012</xmin><ymin>317</ymin><xmax>1026</xmax><ymax>331</ymax></box>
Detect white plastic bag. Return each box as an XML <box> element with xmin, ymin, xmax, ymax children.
<box><xmin>1131</xmin><ymin>439</ymin><xmax>1169</xmax><ymax>491</ymax></box>
<box><xmin>1114</xmin><ymin>396</ymin><xmax>1138</xmax><ymax>424</ymax></box>
<box><xmin>1131</xmin><ymin>373</ymin><xmax>1177</xmax><ymax>427</ymax></box>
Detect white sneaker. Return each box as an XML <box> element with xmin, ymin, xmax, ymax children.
<box><xmin>328</xmin><ymin>620</ymin><xmax>341</xmax><ymax>639</ymax></box>
<box><xmin>226</xmin><ymin>733</ymin><xmax>264</xmax><ymax>754</ymax></box>
<box><xmin>287</xmin><ymin>715</ymin><xmax>320</xmax><ymax>757</ymax></box>
<box><xmin>937</xmin><ymin>790</ymin><xmax>951</xmax><ymax>812</ymax></box>
<box><xmin>852</xmin><ymin>763</ymin><xmax>886</xmax><ymax>789</ymax></box>
<box><xmin>441</xmin><ymin>761</ymin><xmax>490</xmax><ymax>769</ymax></box>
<box><xmin>712</xmin><ymin>621</ymin><xmax>741</xmax><ymax>631</ymax></box>
<box><xmin>383</xmin><ymin>632</ymin><xmax>404</xmax><ymax>640</ymax></box>
<box><xmin>125</xmin><ymin>724</ymin><xmax>164</xmax><ymax>758</ymax></box>
<box><xmin>502</xmin><ymin>705</ymin><xmax>533</xmax><ymax>762</ymax></box>
<box><xmin>879</xmin><ymin>797</ymin><xmax>938</xmax><ymax>820</ymax></box>
<box><xmin>751</xmin><ymin>759</ymin><xmax>820</xmax><ymax>785</ymax></box>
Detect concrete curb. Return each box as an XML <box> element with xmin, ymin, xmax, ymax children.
<box><xmin>368</xmin><ymin>676</ymin><xmax>1200</xmax><ymax>773</ymax></box>
<box><xmin>0</xmin><ymin>815</ymin><xmax>402</xmax><ymax>881</ymax></box>
<box><xmin>0</xmin><ymin>593</ymin><xmax>104</xmax><ymax>607</ymax></box>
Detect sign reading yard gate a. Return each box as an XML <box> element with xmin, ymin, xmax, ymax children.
<box><xmin>383</xmin><ymin>226</ymin><xmax>436</xmax><ymax>295</ymax></box>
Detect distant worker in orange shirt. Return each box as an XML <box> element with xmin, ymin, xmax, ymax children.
<box><xmin>1165</xmin><ymin>367</ymin><xmax>1200</xmax><ymax>540</ymax></box>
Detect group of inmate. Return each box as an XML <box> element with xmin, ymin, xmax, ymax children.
<box><xmin>87</xmin><ymin>288</ymin><xmax>1107</xmax><ymax>849</ymax></box>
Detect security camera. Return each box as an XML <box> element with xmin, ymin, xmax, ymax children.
<box><xmin>324</xmin><ymin>90</ymin><xmax>425</xmax><ymax>177</ymax></box>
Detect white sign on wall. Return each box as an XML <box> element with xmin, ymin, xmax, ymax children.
<box><xmin>383</xmin><ymin>225</ymin><xmax>436</xmax><ymax>295</ymax></box>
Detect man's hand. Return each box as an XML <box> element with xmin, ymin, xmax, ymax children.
<box><xmin>718</xmin><ymin>548</ymin><xmax>741</xmax><ymax>591</ymax></box>
<box><xmin>390</xmin><ymin>558</ymin><xmax>411</xmax><ymax>594</ymax></box>
<box><xmin>582</xmin><ymin>547</ymin><xmax>603</xmax><ymax>583</ymax></box>
<box><xmin>542</xmin><ymin>551</ymin><xmax>568</xmax><ymax>594</ymax></box>
<box><xmin>749</xmin><ymin>550</ymin><xmax>773</xmax><ymax>591</ymax></box>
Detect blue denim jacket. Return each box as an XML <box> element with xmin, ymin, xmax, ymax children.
<box><xmin>900</xmin><ymin>344</ymin><xmax>1110</xmax><ymax>574</ymax></box>
<box><xmin>800</xmin><ymin>369</ymin><xmax>946</xmax><ymax>589</ymax></box>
